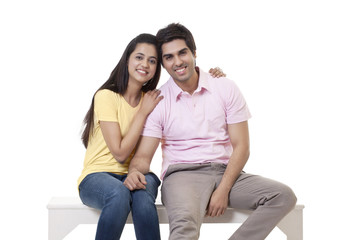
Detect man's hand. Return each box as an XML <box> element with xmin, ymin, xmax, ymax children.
<box><xmin>206</xmin><ymin>188</ymin><xmax>229</xmax><ymax>217</ymax></box>
<box><xmin>209</xmin><ymin>67</ymin><xmax>226</xmax><ymax>78</ymax></box>
<box><xmin>124</xmin><ymin>170</ymin><xmax>147</xmax><ymax>190</ymax></box>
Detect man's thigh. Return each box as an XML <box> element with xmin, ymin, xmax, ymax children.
<box><xmin>161</xmin><ymin>164</ymin><xmax>216</xmax><ymax>216</ymax></box>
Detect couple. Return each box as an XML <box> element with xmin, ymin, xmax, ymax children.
<box><xmin>78</xmin><ymin>23</ymin><xmax>297</xmax><ymax>240</ymax></box>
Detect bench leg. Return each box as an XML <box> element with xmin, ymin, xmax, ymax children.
<box><xmin>48</xmin><ymin>208</ymin><xmax>100</xmax><ymax>240</ymax></box>
<box><xmin>48</xmin><ymin>210</ymin><xmax>78</xmax><ymax>240</ymax></box>
<box><xmin>276</xmin><ymin>208</ymin><xmax>303</xmax><ymax>240</ymax></box>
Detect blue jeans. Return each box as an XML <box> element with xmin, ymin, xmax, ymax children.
<box><xmin>79</xmin><ymin>172</ymin><xmax>161</xmax><ymax>240</ymax></box>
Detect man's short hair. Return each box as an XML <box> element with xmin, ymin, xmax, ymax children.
<box><xmin>156</xmin><ymin>23</ymin><xmax>197</xmax><ymax>62</ymax></box>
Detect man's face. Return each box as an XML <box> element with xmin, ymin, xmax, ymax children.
<box><xmin>161</xmin><ymin>39</ymin><xmax>196</xmax><ymax>83</ymax></box>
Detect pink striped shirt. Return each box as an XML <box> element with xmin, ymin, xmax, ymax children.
<box><xmin>143</xmin><ymin>68</ymin><xmax>251</xmax><ymax>179</ymax></box>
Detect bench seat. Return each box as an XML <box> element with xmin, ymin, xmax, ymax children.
<box><xmin>47</xmin><ymin>197</ymin><xmax>304</xmax><ymax>240</ymax></box>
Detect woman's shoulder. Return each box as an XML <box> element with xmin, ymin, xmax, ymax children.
<box><xmin>95</xmin><ymin>89</ymin><xmax>120</xmax><ymax>100</ymax></box>
<box><xmin>96</xmin><ymin>89</ymin><xmax>117</xmax><ymax>96</ymax></box>
<box><xmin>94</xmin><ymin>89</ymin><xmax>122</xmax><ymax>107</ymax></box>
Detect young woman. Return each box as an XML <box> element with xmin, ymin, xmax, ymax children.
<box><xmin>78</xmin><ymin>33</ymin><xmax>225</xmax><ymax>240</ymax></box>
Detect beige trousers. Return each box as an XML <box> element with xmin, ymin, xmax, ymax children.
<box><xmin>161</xmin><ymin>163</ymin><xmax>297</xmax><ymax>240</ymax></box>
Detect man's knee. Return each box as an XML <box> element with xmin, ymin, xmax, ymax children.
<box><xmin>278</xmin><ymin>184</ymin><xmax>297</xmax><ymax>211</ymax></box>
<box><xmin>168</xmin><ymin>211</ymin><xmax>200</xmax><ymax>240</ymax></box>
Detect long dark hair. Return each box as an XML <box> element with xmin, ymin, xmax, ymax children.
<box><xmin>81</xmin><ymin>33</ymin><xmax>161</xmax><ymax>148</ymax></box>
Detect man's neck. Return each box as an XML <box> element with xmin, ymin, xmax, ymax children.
<box><xmin>174</xmin><ymin>67</ymin><xmax>199</xmax><ymax>95</ymax></box>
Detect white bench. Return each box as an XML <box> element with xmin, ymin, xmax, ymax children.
<box><xmin>47</xmin><ymin>197</ymin><xmax>304</xmax><ymax>240</ymax></box>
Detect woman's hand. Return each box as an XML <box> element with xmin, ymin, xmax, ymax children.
<box><xmin>209</xmin><ymin>67</ymin><xmax>226</xmax><ymax>78</ymax></box>
<box><xmin>139</xmin><ymin>90</ymin><xmax>163</xmax><ymax>116</ymax></box>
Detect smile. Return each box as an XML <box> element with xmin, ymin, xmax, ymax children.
<box><xmin>175</xmin><ymin>67</ymin><xmax>186</xmax><ymax>73</ymax></box>
<box><xmin>137</xmin><ymin>69</ymin><xmax>148</xmax><ymax>74</ymax></box>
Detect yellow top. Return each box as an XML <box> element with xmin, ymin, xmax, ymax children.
<box><xmin>77</xmin><ymin>89</ymin><xmax>142</xmax><ymax>187</ymax></box>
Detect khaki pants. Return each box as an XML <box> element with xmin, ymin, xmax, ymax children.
<box><xmin>161</xmin><ymin>163</ymin><xmax>297</xmax><ymax>240</ymax></box>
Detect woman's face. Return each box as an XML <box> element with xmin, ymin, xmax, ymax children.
<box><xmin>127</xmin><ymin>43</ymin><xmax>158</xmax><ymax>85</ymax></box>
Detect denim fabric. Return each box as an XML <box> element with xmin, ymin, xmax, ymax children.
<box><xmin>79</xmin><ymin>172</ymin><xmax>161</xmax><ymax>240</ymax></box>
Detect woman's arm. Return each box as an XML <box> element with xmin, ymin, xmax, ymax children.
<box><xmin>100</xmin><ymin>90</ymin><xmax>163</xmax><ymax>163</ymax></box>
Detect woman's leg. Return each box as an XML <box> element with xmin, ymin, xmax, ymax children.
<box><xmin>131</xmin><ymin>173</ymin><xmax>161</xmax><ymax>240</ymax></box>
<box><xmin>79</xmin><ymin>172</ymin><xmax>131</xmax><ymax>240</ymax></box>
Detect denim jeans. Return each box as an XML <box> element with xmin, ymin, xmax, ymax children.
<box><xmin>79</xmin><ymin>172</ymin><xmax>161</xmax><ymax>240</ymax></box>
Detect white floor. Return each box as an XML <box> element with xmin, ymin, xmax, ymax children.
<box><xmin>64</xmin><ymin>223</ymin><xmax>286</xmax><ymax>239</ymax></box>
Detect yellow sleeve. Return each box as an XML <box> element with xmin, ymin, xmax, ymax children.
<box><xmin>94</xmin><ymin>89</ymin><xmax>119</xmax><ymax>123</ymax></box>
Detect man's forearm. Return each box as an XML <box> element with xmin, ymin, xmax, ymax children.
<box><xmin>128</xmin><ymin>156</ymin><xmax>151</xmax><ymax>174</ymax></box>
<box><xmin>128</xmin><ymin>136</ymin><xmax>160</xmax><ymax>174</ymax></box>
<box><xmin>218</xmin><ymin>146</ymin><xmax>250</xmax><ymax>192</ymax></box>
<box><xmin>219</xmin><ymin>121</ymin><xmax>250</xmax><ymax>192</ymax></box>
<box><xmin>206</xmin><ymin>146</ymin><xmax>249</xmax><ymax>217</ymax></box>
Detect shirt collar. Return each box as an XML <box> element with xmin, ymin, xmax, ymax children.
<box><xmin>170</xmin><ymin>67</ymin><xmax>211</xmax><ymax>101</ymax></box>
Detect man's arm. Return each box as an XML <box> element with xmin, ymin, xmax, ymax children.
<box><xmin>123</xmin><ymin>136</ymin><xmax>160</xmax><ymax>191</ymax></box>
<box><xmin>206</xmin><ymin>121</ymin><xmax>250</xmax><ymax>217</ymax></box>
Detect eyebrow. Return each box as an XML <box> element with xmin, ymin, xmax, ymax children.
<box><xmin>135</xmin><ymin>52</ymin><xmax>158</xmax><ymax>60</ymax></box>
<box><xmin>162</xmin><ymin>47</ymin><xmax>188</xmax><ymax>58</ymax></box>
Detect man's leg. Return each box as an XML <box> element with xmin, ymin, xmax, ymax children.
<box><xmin>161</xmin><ymin>164</ymin><xmax>216</xmax><ymax>240</ymax></box>
<box><xmin>221</xmin><ymin>172</ymin><xmax>297</xmax><ymax>240</ymax></box>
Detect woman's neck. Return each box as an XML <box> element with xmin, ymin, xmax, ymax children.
<box><xmin>123</xmin><ymin>81</ymin><xmax>142</xmax><ymax>107</ymax></box>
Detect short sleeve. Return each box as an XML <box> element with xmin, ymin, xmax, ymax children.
<box><xmin>142</xmin><ymin>102</ymin><xmax>163</xmax><ymax>139</ymax></box>
<box><xmin>94</xmin><ymin>89</ymin><xmax>119</xmax><ymax>123</ymax></box>
<box><xmin>222</xmin><ymin>79</ymin><xmax>252</xmax><ymax>124</ymax></box>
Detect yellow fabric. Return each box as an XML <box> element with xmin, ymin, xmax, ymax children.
<box><xmin>77</xmin><ymin>89</ymin><xmax>142</xmax><ymax>187</ymax></box>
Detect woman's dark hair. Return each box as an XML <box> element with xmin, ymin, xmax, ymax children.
<box><xmin>156</xmin><ymin>23</ymin><xmax>197</xmax><ymax>64</ymax></box>
<box><xmin>81</xmin><ymin>33</ymin><xmax>161</xmax><ymax>148</ymax></box>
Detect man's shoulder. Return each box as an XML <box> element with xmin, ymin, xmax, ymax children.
<box><xmin>207</xmin><ymin>76</ymin><xmax>238</xmax><ymax>93</ymax></box>
<box><xmin>158</xmin><ymin>79</ymin><xmax>172</xmax><ymax>91</ymax></box>
<box><xmin>199</xmin><ymin>68</ymin><xmax>236</xmax><ymax>89</ymax></box>
<box><xmin>157</xmin><ymin>79</ymin><xmax>176</xmax><ymax>100</ymax></box>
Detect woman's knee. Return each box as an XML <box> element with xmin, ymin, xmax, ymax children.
<box><xmin>144</xmin><ymin>173</ymin><xmax>161</xmax><ymax>199</ymax></box>
<box><xmin>108</xmin><ymin>184</ymin><xmax>131</xmax><ymax>201</ymax></box>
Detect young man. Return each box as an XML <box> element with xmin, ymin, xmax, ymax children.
<box><xmin>124</xmin><ymin>23</ymin><xmax>297</xmax><ymax>240</ymax></box>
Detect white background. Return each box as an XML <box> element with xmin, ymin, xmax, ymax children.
<box><xmin>1</xmin><ymin>0</ymin><xmax>359</xmax><ymax>239</ymax></box>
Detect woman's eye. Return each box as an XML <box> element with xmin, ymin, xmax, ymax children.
<box><xmin>136</xmin><ymin>56</ymin><xmax>143</xmax><ymax>60</ymax></box>
<box><xmin>150</xmin><ymin>59</ymin><xmax>157</xmax><ymax>64</ymax></box>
